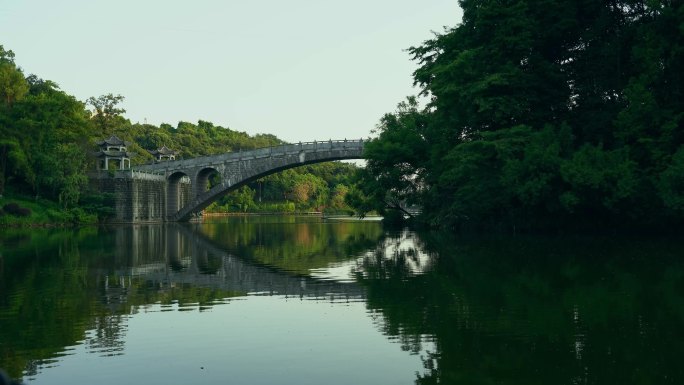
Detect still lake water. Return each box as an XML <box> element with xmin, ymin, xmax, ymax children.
<box><xmin>1</xmin><ymin>215</ymin><xmax>683</xmax><ymax>384</ymax></box>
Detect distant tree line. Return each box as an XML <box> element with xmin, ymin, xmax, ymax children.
<box><xmin>207</xmin><ymin>162</ymin><xmax>356</xmax><ymax>214</ymax></box>
<box><xmin>0</xmin><ymin>45</ymin><xmax>356</xmax><ymax>221</ymax></box>
<box><xmin>349</xmin><ymin>0</ymin><xmax>684</xmax><ymax>232</ymax></box>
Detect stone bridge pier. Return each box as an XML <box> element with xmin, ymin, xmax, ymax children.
<box><xmin>98</xmin><ymin>139</ymin><xmax>365</xmax><ymax>223</ymax></box>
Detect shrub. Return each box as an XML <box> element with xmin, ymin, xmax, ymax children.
<box><xmin>2</xmin><ymin>203</ymin><xmax>32</xmax><ymax>217</ymax></box>
<box><xmin>67</xmin><ymin>208</ymin><xmax>97</xmax><ymax>224</ymax></box>
<box><xmin>46</xmin><ymin>209</ymin><xmax>67</xmax><ymax>222</ymax></box>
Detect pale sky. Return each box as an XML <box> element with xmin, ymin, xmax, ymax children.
<box><xmin>1</xmin><ymin>0</ymin><xmax>461</xmax><ymax>143</ymax></box>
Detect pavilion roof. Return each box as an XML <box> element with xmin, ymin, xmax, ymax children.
<box><xmin>149</xmin><ymin>146</ymin><xmax>178</xmax><ymax>156</ymax></box>
<box><xmin>96</xmin><ymin>135</ymin><xmax>131</xmax><ymax>147</ymax></box>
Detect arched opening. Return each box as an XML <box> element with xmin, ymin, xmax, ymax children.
<box><xmin>167</xmin><ymin>172</ymin><xmax>191</xmax><ymax>217</ymax></box>
<box><xmin>169</xmin><ymin>142</ymin><xmax>365</xmax><ymax>221</ymax></box>
<box><xmin>195</xmin><ymin>167</ymin><xmax>221</xmax><ymax>197</ymax></box>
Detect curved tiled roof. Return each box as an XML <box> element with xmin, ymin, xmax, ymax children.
<box><xmin>96</xmin><ymin>135</ymin><xmax>131</xmax><ymax>147</ymax></box>
<box><xmin>149</xmin><ymin>146</ymin><xmax>178</xmax><ymax>156</ymax></box>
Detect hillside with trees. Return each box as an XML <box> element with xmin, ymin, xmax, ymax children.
<box><xmin>0</xmin><ymin>45</ymin><xmax>356</xmax><ymax>224</ymax></box>
<box><xmin>351</xmin><ymin>0</ymin><xmax>684</xmax><ymax>232</ymax></box>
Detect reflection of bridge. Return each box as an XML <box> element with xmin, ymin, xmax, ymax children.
<box><xmin>100</xmin><ymin>140</ymin><xmax>365</xmax><ymax>222</ymax></box>
<box><xmin>101</xmin><ymin>224</ymin><xmax>365</xmax><ymax>302</ymax></box>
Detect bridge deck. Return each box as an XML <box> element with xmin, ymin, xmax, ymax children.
<box><xmin>135</xmin><ymin>139</ymin><xmax>365</xmax><ymax>173</ymax></box>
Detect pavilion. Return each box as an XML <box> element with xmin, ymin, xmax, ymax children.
<box><xmin>148</xmin><ymin>146</ymin><xmax>178</xmax><ymax>162</ymax></box>
<box><xmin>94</xmin><ymin>135</ymin><xmax>136</xmax><ymax>170</ymax></box>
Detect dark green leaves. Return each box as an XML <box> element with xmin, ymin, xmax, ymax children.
<box><xmin>354</xmin><ymin>0</ymin><xmax>684</xmax><ymax>231</ymax></box>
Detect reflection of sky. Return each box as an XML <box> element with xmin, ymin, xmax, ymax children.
<box><xmin>26</xmin><ymin>297</ymin><xmax>432</xmax><ymax>385</ymax></box>
<box><xmin>309</xmin><ymin>260</ymin><xmax>359</xmax><ymax>283</ymax></box>
<box><xmin>385</xmin><ymin>232</ymin><xmax>433</xmax><ymax>275</ymax></box>
<box><xmin>310</xmin><ymin>230</ymin><xmax>432</xmax><ymax>283</ymax></box>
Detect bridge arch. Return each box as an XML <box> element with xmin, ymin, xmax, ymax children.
<box><xmin>175</xmin><ymin>154</ymin><xmax>361</xmax><ymax>221</ymax></box>
<box><xmin>194</xmin><ymin>167</ymin><xmax>220</xmax><ymax>196</ymax></box>
<box><xmin>167</xmin><ymin>171</ymin><xmax>191</xmax><ymax>216</ymax></box>
<box><xmin>132</xmin><ymin>140</ymin><xmax>365</xmax><ymax>221</ymax></box>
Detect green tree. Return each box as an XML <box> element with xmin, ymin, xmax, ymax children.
<box><xmin>0</xmin><ymin>45</ymin><xmax>29</xmax><ymax>107</ymax></box>
<box><xmin>0</xmin><ymin>139</ymin><xmax>30</xmax><ymax>196</ymax></box>
<box><xmin>86</xmin><ymin>93</ymin><xmax>126</xmax><ymax>136</ymax></box>
<box><xmin>354</xmin><ymin>0</ymin><xmax>684</xmax><ymax>231</ymax></box>
<box><xmin>286</xmin><ymin>173</ymin><xmax>328</xmax><ymax>210</ymax></box>
<box><xmin>220</xmin><ymin>186</ymin><xmax>256</xmax><ymax>212</ymax></box>
<box><xmin>329</xmin><ymin>184</ymin><xmax>350</xmax><ymax>211</ymax></box>
<box><xmin>658</xmin><ymin>146</ymin><xmax>684</xmax><ymax>213</ymax></box>
<box><xmin>54</xmin><ymin>143</ymin><xmax>89</xmax><ymax>208</ymax></box>
<box><xmin>0</xmin><ymin>69</ymin><xmax>91</xmax><ymax>202</ymax></box>
<box><xmin>352</xmin><ymin>97</ymin><xmax>429</xmax><ymax>218</ymax></box>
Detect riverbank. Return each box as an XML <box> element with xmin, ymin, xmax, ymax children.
<box><xmin>0</xmin><ymin>194</ymin><xmax>98</xmax><ymax>227</ymax></box>
<box><xmin>0</xmin><ymin>197</ymin><xmax>370</xmax><ymax>227</ymax></box>
<box><xmin>203</xmin><ymin>211</ymin><xmax>383</xmax><ymax>221</ymax></box>
<box><xmin>204</xmin><ymin>211</ymin><xmax>327</xmax><ymax>217</ymax></box>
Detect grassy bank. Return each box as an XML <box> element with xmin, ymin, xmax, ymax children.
<box><xmin>0</xmin><ymin>194</ymin><xmax>98</xmax><ymax>226</ymax></box>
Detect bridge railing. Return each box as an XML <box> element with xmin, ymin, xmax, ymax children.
<box><xmin>263</xmin><ymin>139</ymin><xmax>365</xmax><ymax>156</ymax></box>
<box><xmin>127</xmin><ymin>169</ymin><xmax>167</xmax><ymax>181</ymax></box>
<box><xmin>228</xmin><ymin>139</ymin><xmax>365</xmax><ymax>164</ymax></box>
<box><xmin>134</xmin><ymin>139</ymin><xmax>366</xmax><ymax>171</ymax></box>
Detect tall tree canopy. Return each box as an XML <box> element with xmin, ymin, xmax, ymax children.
<box><xmin>355</xmin><ymin>0</ymin><xmax>684</xmax><ymax>231</ymax></box>
<box><xmin>0</xmin><ymin>45</ymin><xmax>28</xmax><ymax>107</ymax></box>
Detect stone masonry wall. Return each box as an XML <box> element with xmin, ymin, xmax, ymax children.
<box><xmin>91</xmin><ymin>172</ymin><xmax>190</xmax><ymax>223</ymax></box>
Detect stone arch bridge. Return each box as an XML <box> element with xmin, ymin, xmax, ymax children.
<box><xmin>96</xmin><ymin>140</ymin><xmax>365</xmax><ymax>222</ymax></box>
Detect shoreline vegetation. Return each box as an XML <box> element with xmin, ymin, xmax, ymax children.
<box><xmin>0</xmin><ymin>194</ymin><xmax>98</xmax><ymax>227</ymax></box>
<box><xmin>0</xmin><ymin>190</ymin><xmax>365</xmax><ymax>227</ymax></box>
<box><xmin>202</xmin><ymin>211</ymin><xmax>382</xmax><ymax>219</ymax></box>
<box><xmin>0</xmin><ymin>192</ymin><xmax>364</xmax><ymax>227</ymax></box>
<box><xmin>0</xmin><ymin>195</ymin><xmax>375</xmax><ymax>227</ymax></box>
<box><xmin>349</xmin><ymin>0</ymin><xmax>684</xmax><ymax>233</ymax></box>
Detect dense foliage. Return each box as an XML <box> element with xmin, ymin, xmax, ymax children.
<box><xmin>207</xmin><ymin>162</ymin><xmax>357</xmax><ymax>213</ymax></box>
<box><xmin>0</xmin><ymin>45</ymin><xmax>356</xmax><ymax>222</ymax></box>
<box><xmin>353</xmin><ymin>0</ymin><xmax>684</xmax><ymax>231</ymax></box>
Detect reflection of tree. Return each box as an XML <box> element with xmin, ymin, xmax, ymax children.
<box><xmin>0</xmin><ymin>221</ymin><xmax>381</xmax><ymax>380</ymax></box>
<box><xmin>0</xmin><ymin>228</ymin><xmax>102</xmax><ymax>378</ymax></box>
<box><xmin>357</xmin><ymin>233</ymin><xmax>684</xmax><ymax>384</ymax></box>
<box><xmin>86</xmin><ymin>314</ymin><xmax>127</xmax><ymax>357</ymax></box>
<box><xmin>200</xmin><ymin>218</ymin><xmax>384</xmax><ymax>275</ymax></box>
<box><xmin>0</xmin><ymin>226</ymin><xmax>238</xmax><ymax>379</ymax></box>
